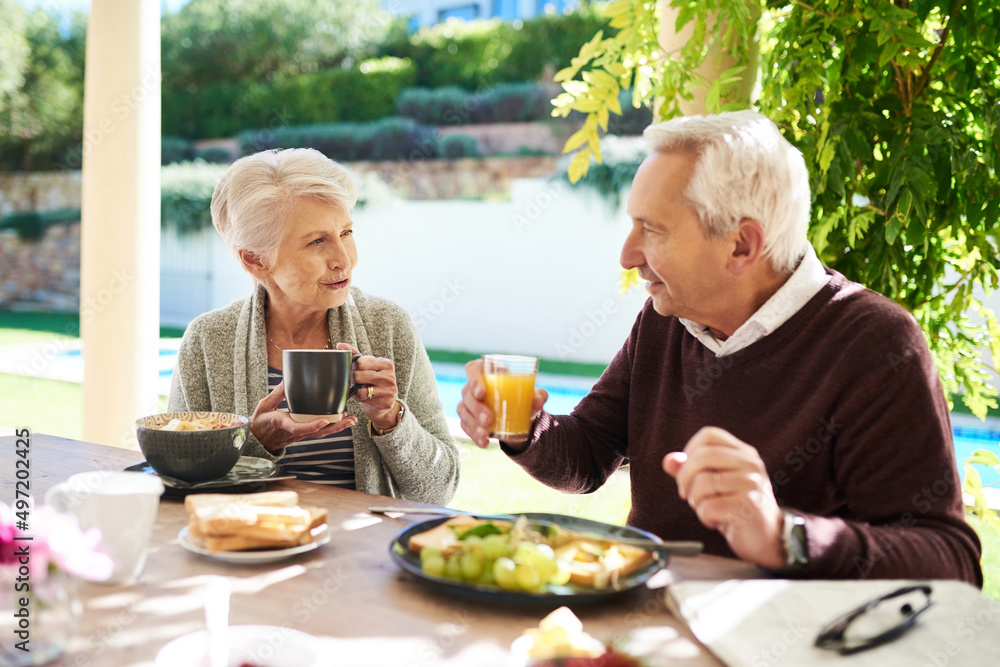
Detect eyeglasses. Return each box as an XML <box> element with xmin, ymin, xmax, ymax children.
<box><xmin>814</xmin><ymin>585</ymin><xmax>934</xmax><ymax>655</ymax></box>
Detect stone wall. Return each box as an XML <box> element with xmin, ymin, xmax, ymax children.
<box><xmin>438</xmin><ymin>122</ymin><xmax>576</xmax><ymax>156</ymax></box>
<box><xmin>0</xmin><ymin>156</ymin><xmax>561</xmax><ymax>310</ymax></box>
<box><xmin>346</xmin><ymin>156</ymin><xmax>560</xmax><ymax>200</ymax></box>
<box><xmin>0</xmin><ymin>172</ymin><xmax>82</xmax><ymax>216</ymax></box>
<box><xmin>0</xmin><ymin>156</ymin><xmax>560</xmax><ymax>212</ymax></box>
<box><xmin>0</xmin><ymin>221</ymin><xmax>80</xmax><ymax>310</ymax></box>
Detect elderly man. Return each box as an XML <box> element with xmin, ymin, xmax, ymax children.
<box><xmin>458</xmin><ymin>110</ymin><xmax>982</xmax><ymax>584</ymax></box>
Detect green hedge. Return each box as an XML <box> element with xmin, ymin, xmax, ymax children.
<box><xmin>0</xmin><ymin>133</ymin><xmax>83</xmax><ymax>172</ymax></box>
<box><xmin>607</xmin><ymin>89</ymin><xmax>653</xmax><ymax>136</ymax></box>
<box><xmin>161</xmin><ymin>136</ymin><xmax>194</xmax><ymax>165</ymax></box>
<box><xmin>239</xmin><ymin>117</ymin><xmax>488</xmax><ymax>162</ymax></box>
<box><xmin>160</xmin><ymin>161</ymin><xmax>229</xmax><ymax>234</ymax></box>
<box><xmin>240</xmin><ymin>117</ymin><xmax>439</xmax><ymax>162</ymax></box>
<box><xmin>163</xmin><ymin>57</ymin><xmax>416</xmax><ymax>140</ymax></box>
<box><xmin>379</xmin><ymin>10</ymin><xmax>611</xmax><ymax>90</ymax></box>
<box><xmin>396</xmin><ymin>82</ymin><xmax>560</xmax><ymax>125</ymax></box>
<box><xmin>0</xmin><ymin>209</ymin><xmax>81</xmax><ymax>241</ymax></box>
<box><xmin>437</xmin><ymin>134</ymin><xmax>480</xmax><ymax>159</ymax></box>
<box><xmin>396</xmin><ymin>87</ymin><xmax>471</xmax><ymax>125</ymax></box>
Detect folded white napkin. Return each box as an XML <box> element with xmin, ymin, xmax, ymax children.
<box><xmin>665</xmin><ymin>579</ymin><xmax>1000</xmax><ymax>667</ymax></box>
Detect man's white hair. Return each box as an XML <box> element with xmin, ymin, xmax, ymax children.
<box><xmin>211</xmin><ymin>148</ymin><xmax>357</xmax><ymax>276</ymax></box>
<box><xmin>643</xmin><ymin>110</ymin><xmax>812</xmax><ymax>273</ymax></box>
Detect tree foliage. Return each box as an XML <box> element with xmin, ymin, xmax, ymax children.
<box><xmin>0</xmin><ymin>6</ymin><xmax>86</xmax><ymax>171</ymax></box>
<box><xmin>556</xmin><ymin>0</ymin><xmax>1000</xmax><ymax>418</ymax></box>
<box><xmin>161</xmin><ymin>0</ymin><xmax>393</xmax><ymax>90</ymax></box>
<box><xmin>0</xmin><ymin>0</ymin><xmax>30</xmax><ymax>102</ymax></box>
<box><xmin>378</xmin><ymin>9</ymin><xmax>612</xmax><ymax>91</ymax></box>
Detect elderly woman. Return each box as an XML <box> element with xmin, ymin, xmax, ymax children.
<box><xmin>168</xmin><ymin>148</ymin><xmax>459</xmax><ymax>504</ymax></box>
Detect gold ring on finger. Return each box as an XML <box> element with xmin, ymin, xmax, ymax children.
<box><xmin>367</xmin><ymin>386</ymin><xmax>375</xmax><ymax>400</ymax></box>
<box><xmin>713</xmin><ymin>471</ymin><xmax>723</xmax><ymax>496</ymax></box>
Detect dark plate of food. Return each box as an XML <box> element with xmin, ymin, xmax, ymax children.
<box><xmin>389</xmin><ymin>512</ymin><xmax>667</xmax><ymax>605</ymax></box>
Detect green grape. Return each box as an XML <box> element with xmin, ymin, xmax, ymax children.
<box><xmin>460</xmin><ymin>552</ymin><xmax>484</xmax><ymax>581</ymax></box>
<box><xmin>515</xmin><ymin>562</ymin><xmax>542</xmax><ymax>591</ymax></box>
<box><xmin>477</xmin><ymin>568</ymin><xmax>497</xmax><ymax>587</ymax></box>
<box><xmin>420</xmin><ymin>547</ymin><xmax>444</xmax><ymax>564</ymax></box>
<box><xmin>549</xmin><ymin>559</ymin><xmax>572</xmax><ymax>586</ymax></box>
<box><xmin>533</xmin><ymin>543</ymin><xmax>558</xmax><ymax>581</ymax></box>
<box><xmin>493</xmin><ymin>557</ymin><xmax>519</xmax><ymax>590</ymax></box>
<box><xmin>422</xmin><ymin>555</ymin><xmax>446</xmax><ymax>578</ymax></box>
<box><xmin>513</xmin><ymin>542</ymin><xmax>540</xmax><ymax>564</ymax></box>
<box><xmin>482</xmin><ymin>534</ymin><xmax>509</xmax><ymax>560</ymax></box>
<box><xmin>461</xmin><ymin>535</ymin><xmax>484</xmax><ymax>559</ymax></box>
<box><xmin>444</xmin><ymin>555</ymin><xmax>463</xmax><ymax>581</ymax></box>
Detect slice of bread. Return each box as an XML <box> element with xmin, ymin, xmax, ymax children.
<box><xmin>407</xmin><ymin>516</ymin><xmax>486</xmax><ymax>555</ymax></box>
<box><xmin>203</xmin><ymin>533</ymin><xmax>302</xmax><ymax>553</ymax></box>
<box><xmin>302</xmin><ymin>505</ymin><xmax>328</xmax><ymax>531</ymax></box>
<box><xmin>195</xmin><ymin>505</ymin><xmax>311</xmax><ymax>536</ymax></box>
<box><xmin>183</xmin><ymin>491</ymin><xmax>330</xmax><ymax>553</ymax></box>
<box><xmin>554</xmin><ymin>540</ymin><xmax>654</xmax><ymax>589</ymax></box>
<box><xmin>184</xmin><ymin>490</ymin><xmax>299</xmax><ymax>514</ymax></box>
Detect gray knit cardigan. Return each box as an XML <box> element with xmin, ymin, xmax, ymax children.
<box><xmin>167</xmin><ymin>284</ymin><xmax>459</xmax><ymax>505</ymax></box>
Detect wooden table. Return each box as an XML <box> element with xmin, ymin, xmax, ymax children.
<box><xmin>1</xmin><ymin>434</ymin><xmax>760</xmax><ymax>666</ymax></box>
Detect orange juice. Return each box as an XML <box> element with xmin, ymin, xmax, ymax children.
<box><xmin>484</xmin><ymin>371</ymin><xmax>536</xmax><ymax>443</ymax></box>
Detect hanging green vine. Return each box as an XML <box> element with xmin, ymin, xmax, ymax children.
<box><xmin>554</xmin><ymin>0</ymin><xmax>1000</xmax><ymax>420</ymax></box>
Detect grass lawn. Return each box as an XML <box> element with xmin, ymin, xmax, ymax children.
<box><xmin>968</xmin><ymin>515</ymin><xmax>1000</xmax><ymax>600</ymax></box>
<box><xmin>0</xmin><ymin>373</ymin><xmax>166</xmax><ymax>439</ymax></box>
<box><xmin>0</xmin><ymin>311</ymin><xmax>78</xmax><ymax>346</ymax></box>
<box><xmin>0</xmin><ymin>373</ymin><xmax>85</xmax><ymax>438</ymax></box>
<box><xmin>449</xmin><ymin>437</ymin><xmax>632</xmax><ymax>526</ymax></box>
<box><xmin>2</xmin><ymin>317</ymin><xmax>998</xmax><ymax>598</ymax></box>
<box><xmin>0</xmin><ymin>310</ymin><xmax>185</xmax><ymax>343</ymax></box>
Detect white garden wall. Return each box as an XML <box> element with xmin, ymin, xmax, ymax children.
<box><xmin>161</xmin><ymin>178</ymin><xmax>650</xmax><ymax>365</ymax></box>
<box><xmin>160</xmin><ymin>176</ymin><xmax>1000</xmax><ymax>372</ymax></box>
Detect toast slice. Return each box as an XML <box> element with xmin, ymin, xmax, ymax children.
<box><xmin>407</xmin><ymin>515</ymin><xmax>489</xmax><ymax>556</ymax></box>
<box><xmin>203</xmin><ymin>532</ymin><xmax>303</xmax><ymax>553</ymax></box>
<box><xmin>554</xmin><ymin>540</ymin><xmax>655</xmax><ymax>589</ymax></box>
<box><xmin>192</xmin><ymin>516</ymin><xmax>325</xmax><ymax>552</ymax></box>
<box><xmin>184</xmin><ymin>490</ymin><xmax>299</xmax><ymax>514</ymax></box>
<box><xmin>194</xmin><ymin>504</ymin><xmax>311</xmax><ymax>537</ymax></box>
<box><xmin>182</xmin><ymin>491</ymin><xmax>329</xmax><ymax>553</ymax></box>
<box><xmin>302</xmin><ymin>505</ymin><xmax>328</xmax><ymax>531</ymax></box>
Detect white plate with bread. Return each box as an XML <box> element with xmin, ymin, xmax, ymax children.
<box><xmin>179</xmin><ymin>490</ymin><xmax>331</xmax><ymax>564</ymax></box>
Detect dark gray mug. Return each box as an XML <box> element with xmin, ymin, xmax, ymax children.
<box><xmin>282</xmin><ymin>349</ymin><xmax>371</xmax><ymax>422</ymax></box>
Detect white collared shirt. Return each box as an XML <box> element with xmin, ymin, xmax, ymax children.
<box><xmin>679</xmin><ymin>248</ymin><xmax>830</xmax><ymax>356</ymax></box>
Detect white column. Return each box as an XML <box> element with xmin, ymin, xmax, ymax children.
<box><xmin>80</xmin><ymin>0</ymin><xmax>161</xmax><ymax>448</ymax></box>
<box><xmin>658</xmin><ymin>1</ymin><xmax>759</xmax><ymax>115</ymax></box>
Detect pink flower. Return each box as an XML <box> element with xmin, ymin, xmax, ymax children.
<box><xmin>0</xmin><ymin>503</ymin><xmax>17</xmax><ymax>566</ymax></box>
<box><xmin>0</xmin><ymin>503</ymin><xmax>113</xmax><ymax>583</ymax></box>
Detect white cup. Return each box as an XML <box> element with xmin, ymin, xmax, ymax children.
<box><xmin>45</xmin><ymin>471</ymin><xmax>164</xmax><ymax>585</ymax></box>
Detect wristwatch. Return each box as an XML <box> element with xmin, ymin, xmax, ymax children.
<box><xmin>781</xmin><ymin>510</ymin><xmax>809</xmax><ymax>571</ymax></box>
<box><xmin>370</xmin><ymin>402</ymin><xmax>405</xmax><ymax>436</ymax></box>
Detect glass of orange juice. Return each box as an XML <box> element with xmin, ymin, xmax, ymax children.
<box><xmin>482</xmin><ymin>354</ymin><xmax>539</xmax><ymax>445</ymax></box>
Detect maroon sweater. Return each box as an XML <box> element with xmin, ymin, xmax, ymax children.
<box><xmin>510</xmin><ymin>271</ymin><xmax>982</xmax><ymax>584</ymax></box>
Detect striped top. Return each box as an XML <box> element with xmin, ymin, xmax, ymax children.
<box><xmin>268</xmin><ymin>366</ymin><xmax>356</xmax><ymax>488</ymax></box>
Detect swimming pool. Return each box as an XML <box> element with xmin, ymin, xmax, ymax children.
<box><xmin>59</xmin><ymin>348</ymin><xmax>179</xmax><ymax>378</ymax></box>
<box><xmin>953</xmin><ymin>426</ymin><xmax>1000</xmax><ymax>486</ymax></box>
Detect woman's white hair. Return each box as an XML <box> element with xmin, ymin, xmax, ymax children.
<box><xmin>643</xmin><ymin>110</ymin><xmax>812</xmax><ymax>273</ymax></box>
<box><xmin>211</xmin><ymin>148</ymin><xmax>357</xmax><ymax>274</ymax></box>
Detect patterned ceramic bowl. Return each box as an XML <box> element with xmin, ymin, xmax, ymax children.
<box><xmin>135</xmin><ymin>412</ymin><xmax>249</xmax><ymax>483</ymax></box>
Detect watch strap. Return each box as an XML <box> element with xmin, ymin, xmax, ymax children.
<box><xmin>781</xmin><ymin>510</ymin><xmax>809</xmax><ymax>571</ymax></box>
<box><xmin>370</xmin><ymin>402</ymin><xmax>404</xmax><ymax>436</ymax></box>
